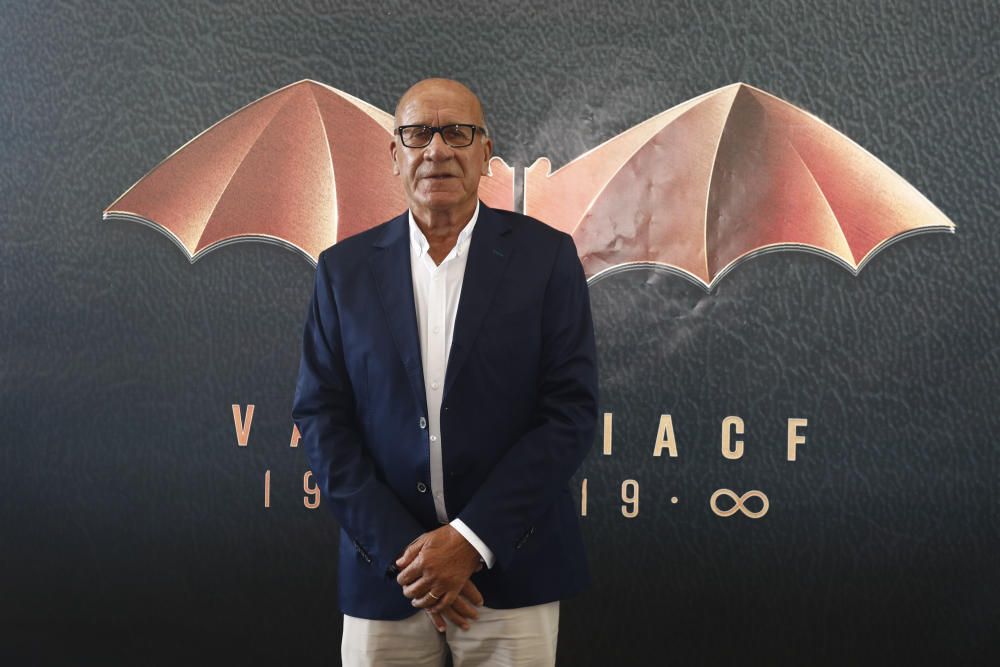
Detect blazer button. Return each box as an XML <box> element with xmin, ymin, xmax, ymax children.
<box><xmin>417</xmin><ymin>482</ymin><xmax>427</xmax><ymax>493</ymax></box>
<box><xmin>419</xmin><ymin>417</ymin><xmax>427</xmax><ymax>429</ymax></box>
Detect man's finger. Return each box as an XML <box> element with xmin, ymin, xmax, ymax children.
<box><xmin>402</xmin><ymin>576</ymin><xmax>433</xmax><ymax>601</ymax></box>
<box><xmin>395</xmin><ymin>535</ymin><xmax>425</xmax><ymax>569</ymax></box>
<box><xmin>449</xmin><ymin>594</ymin><xmax>480</xmax><ymax>622</ymax></box>
<box><xmin>429</xmin><ymin>588</ymin><xmax>459</xmax><ymax>614</ymax></box>
<box><xmin>412</xmin><ymin>583</ymin><xmax>457</xmax><ymax>610</ymax></box>
<box><xmin>461</xmin><ymin>579</ymin><xmax>484</xmax><ymax>607</ymax></box>
<box><xmin>425</xmin><ymin>610</ymin><xmax>446</xmax><ymax>633</ymax></box>
<box><xmin>395</xmin><ymin>555</ymin><xmax>424</xmax><ymax>586</ymax></box>
<box><xmin>441</xmin><ymin>604</ymin><xmax>471</xmax><ymax>631</ymax></box>
<box><xmin>411</xmin><ymin>592</ymin><xmax>438</xmax><ymax>609</ymax></box>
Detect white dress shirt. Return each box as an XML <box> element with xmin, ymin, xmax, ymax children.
<box><xmin>408</xmin><ymin>201</ymin><xmax>496</xmax><ymax>569</ymax></box>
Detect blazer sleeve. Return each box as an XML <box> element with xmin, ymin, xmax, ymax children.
<box><xmin>456</xmin><ymin>232</ymin><xmax>599</xmax><ymax>570</ymax></box>
<box><xmin>291</xmin><ymin>251</ymin><xmax>425</xmax><ymax>576</ymax></box>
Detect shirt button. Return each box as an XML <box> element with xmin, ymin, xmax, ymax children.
<box><xmin>433</xmin><ymin>326</ymin><xmax>440</xmax><ymax>333</ymax></box>
<box><xmin>431</xmin><ymin>381</ymin><xmax>439</xmax><ymax>390</ymax></box>
<box><xmin>419</xmin><ymin>417</ymin><xmax>427</xmax><ymax>429</ymax></box>
<box><xmin>430</xmin><ymin>435</ymin><xmax>437</xmax><ymax>442</ymax></box>
<box><xmin>417</xmin><ymin>482</ymin><xmax>427</xmax><ymax>493</ymax></box>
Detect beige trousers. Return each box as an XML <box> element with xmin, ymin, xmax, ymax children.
<box><xmin>341</xmin><ymin>601</ymin><xmax>560</xmax><ymax>667</ymax></box>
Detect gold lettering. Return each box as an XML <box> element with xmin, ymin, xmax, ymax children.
<box><xmin>602</xmin><ymin>413</ymin><xmax>613</xmax><ymax>456</ymax></box>
<box><xmin>580</xmin><ymin>478</ymin><xmax>588</xmax><ymax>517</ymax></box>
<box><xmin>621</xmin><ymin>479</ymin><xmax>639</xmax><ymax>518</ymax></box>
<box><xmin>710</xmin><ymin>488</ymin><xmax>769</xmax><ymax>519</ymax></box>
<box><xmin>722</xmin><ymin>416</ymin><xmax>744</xmax><ymax>460</ymax></box>
<box><xmin>290</xmin><ymin>423</ymin><xmax>301</xmax><ymax>448</ymax></box>
<box><xmin>303</xmin><ymin>471</ymin><xmax>320</xmax><ymax>509</ymax></box>
<box><xmin>787</xmin><ymin>418</ymin><xmax>808</xmax><ymax>461</ymax></box>
<box><xmin>652</xmin><ymin>415</ymin><xmax>678</xmax><ymax>457</ymax></box>
<box><xmin>263</xmin><ymin>469</ymin><xmax>270</xmax><ymax>508</ymax></box>
<box><xmin>232</xmin><ymin>404</ymin><xmax>254</xmax><ymax>447</ymax></box>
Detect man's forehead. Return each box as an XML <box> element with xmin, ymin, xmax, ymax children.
<box><xmin>395</xmin><ymin>81</ymin><xmax>484</xmax><ymax>124</ymax></box>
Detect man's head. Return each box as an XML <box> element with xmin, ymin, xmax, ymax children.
<box><xmin>391</xmin><ymin>78</ymin><xmax>493</xmax><ymax>221</ymax></box>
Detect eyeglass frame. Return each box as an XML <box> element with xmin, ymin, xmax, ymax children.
<box><xmin>395</xmin><ymin>123</ymin><xmax>490</xmax><ymax>149</ymax></box>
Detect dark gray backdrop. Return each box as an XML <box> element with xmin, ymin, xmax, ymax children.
<box><xmin>2</xmin><ymin>0</ymin><xmax>998</xmax><ymax>664</ymax></box>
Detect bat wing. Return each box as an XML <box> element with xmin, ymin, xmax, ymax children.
<box><xmin>523</xmin><ymin>83</ymin><xmax>955</xmax><ymax>289</ymax></box>
<box><xmin>104</xmin><ymin>80</ymin><xmax>514</xmax><ymax>264</ymax></box>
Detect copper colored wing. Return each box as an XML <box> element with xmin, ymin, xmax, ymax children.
<box><xmin>104</xmin><ymin>80</ymin><xmax>514</xmax><ymax>264</ymax></box>
<box><xmin>523</xmin><ymin>83</ymin><xmax>955</xmax><ymax>290</ymax></box>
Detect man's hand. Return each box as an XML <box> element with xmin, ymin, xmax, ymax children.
<box><xmin>424</xmin><ymin>580</ymin><xmax>485</xmax><ymax>632</ymax></box>
<box><xmin>395</xmin><ymin>524</ymin><xmax>483</xmax><ymax>614</ymax></box>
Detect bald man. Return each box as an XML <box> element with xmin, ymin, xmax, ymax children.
<box><xmin>293</xmin><ymin>78</ymin><xmax>598</xmax><ymax>666</ymax></box>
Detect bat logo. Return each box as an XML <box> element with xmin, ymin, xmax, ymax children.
<box><xmin>104</xmin><ymin>80</ymin><xmax>954</xmax><ymax>290</ymax></box>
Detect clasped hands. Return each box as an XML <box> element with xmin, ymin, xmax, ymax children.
<box><xmin>395</xmin><ymin>524</ymin><xmax>484</xmax><ymax>632</ymax></box>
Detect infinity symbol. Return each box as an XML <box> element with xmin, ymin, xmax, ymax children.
<box><xmin>710</xmin><ymin>488</ymin><xmax>769</xmax><ymax>519</ymax></box>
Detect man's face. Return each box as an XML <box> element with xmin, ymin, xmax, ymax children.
<box><xmin>391</xmin><ymin>82</ymin><xmax>493</xmax><ymax>217</ymax></box>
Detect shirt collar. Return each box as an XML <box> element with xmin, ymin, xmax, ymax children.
<box><xmin>408</xmin><ymin>200</ymin><xmax>480</xmax><ymax>260</ymax></box>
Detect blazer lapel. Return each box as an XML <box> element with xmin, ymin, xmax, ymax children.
<box><xmin>444</xmin><ymin>204</ymin><xmax>513</xmax><ymax>401</ymax></box>
<box><xmin>369</xmin><ymin>212</ymin><xmax>428</xmax><ymax>419</ymax></box>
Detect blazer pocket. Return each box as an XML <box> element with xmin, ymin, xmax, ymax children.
<box><xmin>513</xmin><ymin>525</ymin><xmax>535</xmax><ymax>551</ymax></box>
<box><xmin>352</xmin><ymin>537</ymin><xmax>373</xmax><ymax>565</ymax></box>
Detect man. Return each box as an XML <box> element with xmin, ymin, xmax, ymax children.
<box><xmin>292</xmin><ymin>78</ymin><xmax>598</xmax><ymax>666</ymax></box>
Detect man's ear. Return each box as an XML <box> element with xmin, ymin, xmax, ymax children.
<box><xmin>481</xmin><ymin>137</ymin><xmax>494</xmax><ymax>175</ymax></box>
<box><xmin>390</xmin><ymin>140</ymin><xmax>400</xmax><ymax>176</ymax></box>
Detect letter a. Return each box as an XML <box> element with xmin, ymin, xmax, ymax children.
<box><xmin>653</xmin><ymin>414</ymin><xmax>678</xmax><ymax>457</ymax></box>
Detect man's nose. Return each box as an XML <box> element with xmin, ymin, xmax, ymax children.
<box><xmin>422</xmin><ymin>132</ymin><xmax>454</xmax><ymax>160</ymax></box>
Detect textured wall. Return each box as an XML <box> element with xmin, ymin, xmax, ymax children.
<box><xmin>2</xmin><ymin>0</ymin><xmax>998</xmax><ymax>664</ymax></box>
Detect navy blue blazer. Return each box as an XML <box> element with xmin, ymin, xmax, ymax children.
<box><xmin>291</xmin><ymin>203</ymin><xmax>598</xmax><ymax>620</ymax></box>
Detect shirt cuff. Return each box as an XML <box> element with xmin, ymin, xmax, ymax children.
<box><xmin>450</xmin><ymin>519</ymin><xmax>496</xmax><ymax>569</ymax></box>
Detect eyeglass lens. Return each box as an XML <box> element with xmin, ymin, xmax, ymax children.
<box><xmin>401</xmin><ymin>125</ymin><xmax>475</xmax><ymax>148</ymax></box>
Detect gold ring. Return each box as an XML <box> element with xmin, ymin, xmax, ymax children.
<box><xmin>428</xmin><ymin>591</ymin><xmax>441</xmax><ymax>600</ymax></box>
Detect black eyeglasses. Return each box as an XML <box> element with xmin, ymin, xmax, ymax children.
<box><xmin>396</xmin><ymin>124</ymin><xmax>488</xmax><ymax>148</ymax></box>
